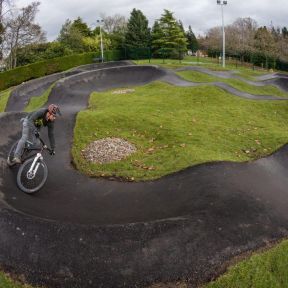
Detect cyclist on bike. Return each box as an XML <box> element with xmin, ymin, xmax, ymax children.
<box><xmin>11</xmin><ymin>104</ymin><xmax>61</xmax><ymax>164</ymax></box>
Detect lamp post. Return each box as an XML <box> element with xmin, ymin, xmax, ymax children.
<box><xmin>217</xmin><ymin>0</ymin><xmax>227</xmax><ymax>68</ymax></box>
<box><xmin>97</xmin><ymin>19</ymin><xmax>104</xmax><ymax>62</ymax></box>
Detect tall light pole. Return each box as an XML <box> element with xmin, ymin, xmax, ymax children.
<box><xmin>97</xmin><ymin>19</ymin><xmax>104</xmax><ymax>62</ymax></box>
<box><xmin>217</xmin><ymin>0</ymin><xmax>227</xmax><ymax>68</ymax></box>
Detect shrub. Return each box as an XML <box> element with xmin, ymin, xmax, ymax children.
<box><xmin>0</xmin><ymin>52</ymin><xmax>97</xmax><ymax>91</ymax></box>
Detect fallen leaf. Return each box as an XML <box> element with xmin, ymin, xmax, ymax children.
<box><xmin>147</xmin><ymin>147</ymin><xmax>155</xmax><ymax>153</ymax></box>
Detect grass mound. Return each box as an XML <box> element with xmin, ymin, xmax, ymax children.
<box><xmin>72</xmin><ymin>81</ymin><xmax>288</xmax><ymax>180</ymax></box>
<box><xmin>0</xmin><ymin>89</ymin><xmax>12</xmax><ymax>112</ymax></box>
<box><xmin>206</xmin><ymin>240</ymin><xmax>288</xmax><ymax>288</ymax></box>
<box><xmin>24</xmin><ymin>84</ymin><xmax>55</xmax><ymax>112</ymax></box>
<box><xmin>0</xmin><ymin>271</ymin><xmax>35</xmax><ymax>288</ymax></box>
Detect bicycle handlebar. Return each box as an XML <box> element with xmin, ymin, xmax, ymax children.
<box><xmin>34</xmin><ymin>132</ymin><xmax>53</xmax><ymax>154</ymax></box>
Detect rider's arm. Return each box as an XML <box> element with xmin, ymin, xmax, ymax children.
<box><xmin>47</xmin><ymin>122</ymin><xmax>55</xmax><ymax>150</ymax></box>
<box><xmin>28</xmin><ymin>108</ymin><xmax>47</xmax><ymax>122</ymax></box>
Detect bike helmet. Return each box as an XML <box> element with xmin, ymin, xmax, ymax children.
<box><xmin>48</xmin><ymin>104</ymin><xmax>61</xmax><ymax>116</ymax></box>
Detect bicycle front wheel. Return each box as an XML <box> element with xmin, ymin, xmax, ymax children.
<box><xmin>17</xmin><ymin>158</ymin><xmax>48</xmax><ymax>194</ymax></box>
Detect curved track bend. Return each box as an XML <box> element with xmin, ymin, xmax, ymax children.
<box><xmin>0</xmin><ymin>62</ymin><xmax>288</xmax><ymax>288</ymax></box>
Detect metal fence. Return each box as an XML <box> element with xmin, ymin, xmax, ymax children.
<box><xmin>81</xmin><ymin>47</ymin><xmax>288</xmax><ymax>72</ymax></box>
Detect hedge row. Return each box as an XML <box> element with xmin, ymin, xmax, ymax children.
<box><xmin>0</xmin><ymin>50</ymin><xmax>124</xmax><ymax>91</ymax></box>
<box><xmin>104</xmin><ymin>49</ymin><xmax>125</xmax><ymax>62</ymax></box>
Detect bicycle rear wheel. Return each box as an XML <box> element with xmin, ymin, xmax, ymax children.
<box><xmin>17</xmin><ymin>158</ymin><xmax>48</xmax><ymax>194</ymax></box>
<box><xmin>7</xmin><ymin>141</ymin><xmax>19</xmax><ymax>166</ymax></box>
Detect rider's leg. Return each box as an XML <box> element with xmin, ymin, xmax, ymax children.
<box><xmin>32</xmin><ymin>129</ymin><xmax>41</xmax><ymax>149</ymax></box>
<box><xmin>13</xmin><ymin>119</ymin><xmax>32</xmax><ymax>162</ymax></box>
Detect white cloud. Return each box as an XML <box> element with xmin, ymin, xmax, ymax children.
<box><xmin>14</xmin><ymin>0</ymin><xmax>288</xmax><ymax>41</ymax></box>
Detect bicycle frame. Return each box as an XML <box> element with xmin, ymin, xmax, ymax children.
<box><xmin>22</xmin><ymin>135</ymin><xmax>50</xmax><ymax>163</ymax></box>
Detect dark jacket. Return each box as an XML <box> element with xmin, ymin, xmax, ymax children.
<box><xmin>27</xmin><ymin>108</ymin><xmax>55</xmax><ymax>149</ymax></box>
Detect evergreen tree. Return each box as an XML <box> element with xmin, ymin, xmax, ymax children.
<box><xmin>178</xmin><ymin>20</ymin><xmax>185</xmax><ymax>34</ymax></box>
<box><xmin>151</xmin><ymin>20</ymin><xmax>162</xmax><ymax>57</ymax></box>
<box><xmin>125</xmin><ymin>8</ymin><xmax>150</xmax><ymax>49</ymax></box>
<box><xmin>71</xmin><ymin>17</ymin><xmax>92</xmax><ymax>37</ymax></box>
<box><xmin>151</xmin><ymin>9</ymin><xmax>187</xmax><ymax>59</ymax></box>
<box><xmin>57</xmin><ymin>19</ymin><xmax>85</xmax><ymax>52</ymax></box>
<box><xmin>186</xmin><ymin>25</ymin><xmax>199</xmax><ymax>52</ymax></box>
<box><xmin>282</xmin><ymin>26</ymin><xmax>288</xmax><ymax>38</ymax></box>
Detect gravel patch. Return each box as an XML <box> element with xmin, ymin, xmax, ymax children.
<box><xmin>82</xmin><ymin>137</ymin><xmax>137</xmax><ymax>164</ymax></box>
<box><xmin>112</xmin><ymin>89</ymin><xmax>135</xmax><ymax>94</ymax></box>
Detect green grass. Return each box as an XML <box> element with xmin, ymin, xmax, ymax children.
<box><xmin>0</xmin><ymin>271</ymin><xmax>35</xmax><ymax>288</ymax></box>
<box><xmin>72</xmin><ymin>81</ymin><xmax>288</xmax><ymax>181</ymax></box>
<box><xmin>205</xmin><ymin>240</ymin><xmax>288</xmax><ymax>288</ymax></box>
<box><xmin>177</xmin><ymin>70</ymin><xmax>288</xmax><ymax>97</ymax></box>
<box><xmin>177</xmin><ymin>70</ymin><xmax>218</xmax><ymax>82</ymax></box>
<box><xmin>0</xmin><ymin>89</ymin><xmax>12</xmax><ymax>112</ymax></box>
<box><xmin>24</xmin><ymin>84</ymin><xmax>55</xmax><ymax>112</ymax></box>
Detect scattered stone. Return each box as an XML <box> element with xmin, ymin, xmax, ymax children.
<box><xmin>82</xmin><ymin>138</ymin><xmax>137</xmax><ymax>164</ymax></box>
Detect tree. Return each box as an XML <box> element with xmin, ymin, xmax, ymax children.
<box><xmin>282</xmin><ymin>27</ymin><xmax>288</xmax><ymax>38</ymax></box>
<box><xmin>102</xmin><ymin>14</ymin><xmax>126</xmax><ymax>34</ymax></box>
<box><xmin>199</xmin><ymin>17</ymin><xmax>258</xmax><ymax>60</ymax></box>
<box><xmin>226</xmin><ymin>17</ymin><xmax>258</xmax><ymax>60</ymax></box>
<box><xmin>71</xmin><ymin>17</ymin><xmax>92</xmax><ymax>37</ymax></box>
<box><xmin>124</xmin><ymin>8</ymin><xmax>150</xmax><ymax>49</ymax></box>
<box><xmin>272</xmin><ymin>26</ymin><xmax>281</xmax><ymax>39</ymax></box>
<box><xmin>178</xmin><ymin>20</ymin><xmax>185</xmax><ymax>34</ymax></box>
<box><xmin>254</xmin><ymin>26</ymin><xmax>276</xmax><ymax>52</ymax></box>
<box><xmin>151</xmin><ymin>9</ymin><xmax>187</xmax><ymax>59</ymax></box>
<box><xmin>0</xmin><ymin>0</ymin><xmax>13</xmax><ymax>21</ymax></box>
<box><xmin>254</xmin><ymin>26</ymin><xmax>279</xmax><ymax>68</ymax></box>
<box><xmin>82</xmin><ymin>34</ymin><xmax>112</xmax><ymax>52</ymax></box>
<box><xmin>101</xmin><ymin>14</ymin><xmax>127</xmax><ymax>49</ymax></box>
<box><xmin>198</xmin><ymin>26</ymin><xmax>221</xmax><ymax>54</ymax></box>
<box><xmin>151</xmin><ymin>20</ymin><xmax>161</xmax><ymax>56</ymax></box>
<box><xmin>0</xmin><ymin>0</ymin><xmax>13</xmax><ymax>59</ymax></box>
<box><xmin>57</xmin><ymin>19</ymin><xmax>85</xmax><ymax>52</ymax></box>
<box><xmin>186</xmin><ymin>25</ymin><xmax>198</xmax><ymax>52</ymax></box>
<box><xmin>4</xmin><ymin>1</ymin><xmax>46</xmax><ymax>69</ymax></box>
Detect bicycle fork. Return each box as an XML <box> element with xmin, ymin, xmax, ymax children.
<box><xmin>27</xmin><ymin>153</ymin><xmax>43</xmax><ymax>179</ymax></box>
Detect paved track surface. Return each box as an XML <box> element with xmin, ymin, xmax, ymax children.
<box><xmin>5</xmin><ymin>61</ymin><xmax>133</xmax><ymax>112</ymax></box>
<box><xmin>0</xmin><ymin>62</ymin><xmax>288</xmax><ymax>287</ymax></box>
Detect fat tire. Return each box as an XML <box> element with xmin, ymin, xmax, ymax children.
<box><xmin>17</xmin><ymin>158</ymin><xmax>48</xmax><ymax>194</ymax></box>
<box><xmin>7</xmin><ymin>141</ymin><xmax>19</xmax><ymax>166</ymax></box>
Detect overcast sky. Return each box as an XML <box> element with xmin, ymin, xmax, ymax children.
<box><xmin>13</xmin><ymin>0</ymin><xmax>288</xmax><ymax>41</ymax></box>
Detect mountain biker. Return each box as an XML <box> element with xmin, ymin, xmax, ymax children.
<box><xmin>11</xmin><ymin>104</ymin><xmax>61</xmax><ymax>164</ymax></box>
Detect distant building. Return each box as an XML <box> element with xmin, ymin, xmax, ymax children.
<box><xmin>196</xmin><ymin>50</ymin><xmax>208</xmax><ymax>57</ymax></box>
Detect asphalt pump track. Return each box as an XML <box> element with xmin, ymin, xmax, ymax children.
<box><xmin>0</xmin><ymin>62</ymin><xmax>288</xmax><ymax>287</ymax></box>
